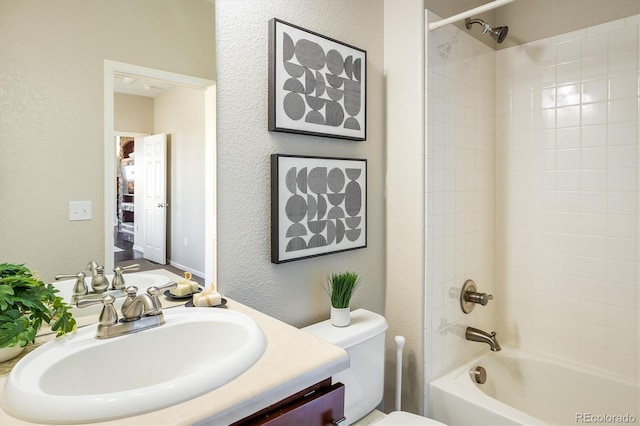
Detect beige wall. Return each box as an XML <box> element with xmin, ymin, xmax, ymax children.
<box><xmin>154</xmin><ymin>87</ymin><xmax>206</xmax><ymax>276</ymax></box>
<box><xmin>383</xmin><ymin>0</ymin><xmax>426</xmax><ymax>416</ymax></box>
<box><xmin>0</xmin><ymin>0</ymin><xmax>215</xmax><ymax>281</ymax></box>
<box><xmin>215</xmin><ymin>0</ymin><xmax>385</xmax><ymax>327</ymax></box>
<box><xmin>114</xmin><ymin>93</ymin><xmax>154</xmax><ymax>134</ymax></box>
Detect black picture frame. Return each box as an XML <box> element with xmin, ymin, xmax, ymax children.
<box><xmin>271</xmin><ymin>154</ymin><xmax>367</xmax><ymax>264</ymax></box>
<box><xmin>268</xmin><ymin>18</ymin><xmax>367</xmax><ymax>141</ymax></box>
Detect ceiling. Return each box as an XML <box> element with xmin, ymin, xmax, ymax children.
<box><xmin>425</xmin><ymin>0</ymin><xmax>640</xmax><ymax>49</ymax></box>
<box><xmin>114</xmin><ymin>73</ymin><xmax>177</xmax><ymax>98</ymax></box>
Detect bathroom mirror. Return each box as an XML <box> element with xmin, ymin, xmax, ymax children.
<box><xmin>0</xmin><ymin>1</ymin><xmax>216</xmax><ymax>292</ymax></box>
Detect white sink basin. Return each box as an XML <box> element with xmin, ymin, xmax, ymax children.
<box><xmin>53</xmin><ymin>272</ymin><xmax>171</xmax><ymax>317</ymax></box>
<box><xmin>2</xmin><ymin>307</ymin><xmax>266</xmax><ymax>424</ymax></box>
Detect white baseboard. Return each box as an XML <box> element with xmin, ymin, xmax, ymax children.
<box><xmin>169</xmin><ymin>260</ymin><xmax>204</xmax><ymax>279</ymax></box>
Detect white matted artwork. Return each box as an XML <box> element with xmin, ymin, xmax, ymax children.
<box><xmin>271</xmin><ymin>154</ymin><xmax>367</xmax><ymax>263</ymax></box>
<box><xmin>268</xmin><ymin>18</ymin><xmax>366</xmax><ymax>141</ymax></box>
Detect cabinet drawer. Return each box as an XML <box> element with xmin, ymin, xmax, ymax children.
<box><xmin>233</xmin><ymin>380</ymin><xmax>345</xmax><ymax>426</ymax></box>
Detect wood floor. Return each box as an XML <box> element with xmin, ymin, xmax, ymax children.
<box><xmin>113</xmin><ymin>228</ymin><xmax>204</xmax><ymax>285</ymax></box>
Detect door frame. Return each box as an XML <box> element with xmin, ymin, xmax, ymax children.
<box><xmin>104</xmin><ymin>60</ymin><xmax>216</xmax><ymax>283</ymax></box>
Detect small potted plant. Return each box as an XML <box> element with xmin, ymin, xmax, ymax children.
<box><xmin>323</xmin><ymin>271</ymin><xmax>361</xmax><ymax>327</ymax></box>
<box><xmin>0</xmin><ymin>263</ymin><xmax>76</xmax><ymax>362</ymax></box>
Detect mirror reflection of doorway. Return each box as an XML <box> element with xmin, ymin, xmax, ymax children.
<box><xmin>114</xmin><ymin>135</ymin><xmax>139</xmax><ymax>261</ymax></box>
<box><xmin>108</xmin><ymin>64</ymin><xmax>215</xmax><ymax>284</ymax></box>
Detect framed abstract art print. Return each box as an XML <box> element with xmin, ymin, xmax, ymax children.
<box><xmin>268</xmin><ymin>18</ymin><xmax>367</xmax><ymax>141</ymax></box>
<box><xmin>271</xmin><ymin>154</ymin><xmax>367</xmax><ymax>263</ymax></box>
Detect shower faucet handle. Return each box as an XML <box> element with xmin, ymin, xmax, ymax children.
<box><xmin>465</xmin><ymin>290</ymin><xmax>493</xmax><ymax>306</ymax></box>
<box><xmin>460</xmin><ymin>279</ymin><xmax>493</xmax><ymax>314</ymax></box>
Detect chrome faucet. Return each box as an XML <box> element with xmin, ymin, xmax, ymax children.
<box><xmin>77</xmin><ymin>281</ymin><xmax>177</xmax><ymax>339</ymax></box>
<box><xmin>466</xmin><ymin>326</ymin><xmax>502</xmax><ymax>351</ymax></box>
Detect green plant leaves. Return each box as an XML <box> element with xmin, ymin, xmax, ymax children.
<box><xmin>0</xmin><ymin>263</ymin><xmax>76</xmax><ymax>348</ymax></box>
<box><xmin>0</xmin><ymin>315</ymin><xmax>35</xmax><ymax>348</ymax></box>
<box><xmin>323</xmin><ymin>271</ymin><xmax>361</xmax><ymax>309</ymax></box>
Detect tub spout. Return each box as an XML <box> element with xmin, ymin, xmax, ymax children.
<box><xmin>466</xmin><ymin>326</ymin><xmax>501</xmax><ymax>351</ymax></box>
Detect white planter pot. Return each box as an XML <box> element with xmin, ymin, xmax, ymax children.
<box><xmin>0</xmin><ymin>345</ymin><xmax>24</xmax><ymax>363</ymax></box>
<box><xmin>331</xmin><ymin>307</ymin><xmax>351</xmax><ymax>327</ymax></box>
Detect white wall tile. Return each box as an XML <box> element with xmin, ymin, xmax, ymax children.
<box><xmin>608</xmin><ymin>144</ymin><xmax>638</xmax><ymax>168</ymax></box>
<box><xmin>609</xmin><ymin>50</ymin><xmax>639</xmax><ymax>76</ymax></box>
<box><xmin>581</xmin><ymin>56</ymin><xmax>608</xmax><ymax>81</ymax></box>
<box><xmin>429</xmin><ymin>16</ymin><xmax>638</xmax><ymax>386</ymax></box>
<box><xmin>494</xmin><ymin>17</ymin><xmax>639</xmax><ymax>381</ymax></box>
<box><xmin>581</xmin><ymin>124</ymin><xmax>607</xmax><ymax>147</ymax></box>
<box><xmin>609</xmin><ymin>97</ymin><xmax>638</xmax><ymax>122</ymax></box>
<box><xmin>609</xmin><ymin>73</ymin><xmax>638</xmax><ymax>100</ymax></box>
<box><xmin>582</xmin><ymin>79</ymin><xmax>608</xmax><ymax>104</ymax></box>
<box><xmin>581</xmin><ymin>34</ymin><xmax>608</xmax><ymax>59</ymax></box>
<box><xmin>608</xmin><ymin>121</ymin><xmax>637</xmax><ymax>145</ymax></box>
<box><xmin>581</xmin><ymin>147</ymin><xmax>607</xmax><ymax>169</ymax></box>
<box><xmin>582</xmin><ymin>102</ymin><xmax>608</xmax><ymax>125</ymax></box>
<box><xmin>608</xmin><ymin>26</ymin><xmax>639</xmax><ymax>53</ymax></box>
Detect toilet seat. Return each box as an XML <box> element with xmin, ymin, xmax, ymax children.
<box><xmin>373</xmin><ymin>411</ymin><xmax>446</xmax><ymax>425</ymax></box>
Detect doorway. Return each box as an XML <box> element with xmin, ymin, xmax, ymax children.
<box><xmin>104</xmin><ymin>60</ymin><xmax>216</xmax><ymax>284</ymax></box>
<box><xmin>114</xmin><ymin>133</ymin><xmax>144</xmax><ymax>262</ymax></box>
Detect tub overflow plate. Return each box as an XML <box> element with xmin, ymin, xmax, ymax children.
<box><xmin>473</xmin><ymin>366</ymin><xmax>487</xmax><ymax>384</ymax></box>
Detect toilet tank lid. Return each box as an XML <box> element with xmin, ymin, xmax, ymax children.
<box><xmin>302</xmin><ymin>309</ymin><xmax>388</xmax><ymax>349</ymax></box>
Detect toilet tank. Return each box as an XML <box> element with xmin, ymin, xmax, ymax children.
<box><xmin>302</xmin><ymin>309</ymin><xmax>388</xmax><ymax>425</ymax></box>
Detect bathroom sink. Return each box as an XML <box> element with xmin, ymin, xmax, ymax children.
<box><xmin>52</xmin><ymin>271</ymin><xmax>171</xmax><ymax>317</ymax></box>
<box><xmin>1</xmin><ymin>307</ymin><xmax>267</xmax><ymax>424</ymax></box>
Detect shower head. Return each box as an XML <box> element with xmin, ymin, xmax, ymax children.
<box><xmin>491</xmin><ymin>26</ymin><xmax>509</xmax><ymax>44</ymax></box>
<box><xmin>465</xmin><ymin>18</ymin><xmax>509</xmax><ymax>44</ymax></box>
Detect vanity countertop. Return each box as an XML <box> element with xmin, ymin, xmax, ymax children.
<box><xmin>0</xmin><ymin>270</ymin><xmax>349</xmax><ymax>425</ymax></box>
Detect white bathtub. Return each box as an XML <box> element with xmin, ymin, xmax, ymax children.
<box><xmin>429</xmin><ymin>347</ymin><xmax>639</xmax><ymax>425</ymax></box>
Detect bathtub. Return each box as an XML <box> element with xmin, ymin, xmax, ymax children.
<box><xmin>429</xmin><ymin>347</ymin><xmax>639</xmax><ymax>425</ymax></box>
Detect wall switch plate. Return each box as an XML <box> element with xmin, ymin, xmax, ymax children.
<box><xmin>69</xmin><ymin>201</ymin><xmax>92</xmax><ymax>221</ymax></box>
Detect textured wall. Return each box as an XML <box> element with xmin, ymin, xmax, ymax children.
<box><xmin>0</xmin><ymin>0</ymin><xmax>215</xmax><ymax>281</ymax></box>
<box><xmin>216</xmin><ymin>0</ymin><xmax>385</xmax><ymax>327</ymax></box>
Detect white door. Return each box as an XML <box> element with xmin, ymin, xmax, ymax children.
<box><xmin>143</xmin><ymin>134</ymin><xmax>167</xmax><ymax>264</ymax></box>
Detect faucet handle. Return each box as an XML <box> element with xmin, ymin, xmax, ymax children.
<box><xmin>55</xmin><ymin>272</ymin><xmax>88</xmax><ymax>297</ymax></box>
<box><xmin>111</xmin><ymin>264</ymin><xmax>141</xmax><ymax>290</ymax></box>
<box><xmin>466</xmin><ymin>292</ymin><xmax>493</xmax><ymax>306</ymax></box>
<box><xmin>145</xmin><ymin>281</ymin><xmax>178</xmax><ymax>315</ymax></box>
<box><xmin>460</xmin><ymin>279</ymin><xmax>493</xmax><ymax>314</ymax></box>
<box><xmin>77</xmin><ymin>295</ymin><xmax>118</xmax><ymax>326</ymax></box>
<box><xmin>150</xmin><ymin>281</ymin><xmax>178</xmax><ymax>294</ymax></box>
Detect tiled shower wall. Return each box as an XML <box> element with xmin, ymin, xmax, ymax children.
<box><xmin>425</xmin><ymin>10</ymin><xmax>497</xmax><ymax>401</ymax></box>
<box><xmin>425</xmin><ymin>12</ymin><xmax>639</xmax><ymax>410</ymax></box>
<box><xmin>495</xmin><ymin>15</ymin><xmax>639</xmax><ymax>380</ymax></box>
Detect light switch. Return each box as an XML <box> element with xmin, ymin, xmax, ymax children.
<box><xmin>69</xmin><ymin>201</ymin><xmax>92</xmax><ymax>221</ymax></box>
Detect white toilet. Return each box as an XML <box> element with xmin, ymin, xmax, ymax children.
<box><xmin>302</xmin><ymin>309</ymin><xmax>445</xmax><ymax>426</ymax></box>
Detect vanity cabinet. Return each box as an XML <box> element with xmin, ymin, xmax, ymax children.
<box><xmin>232</xmin><ymin>379</ymin><xmax>345</xmax><ymax>426</ymax></box>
